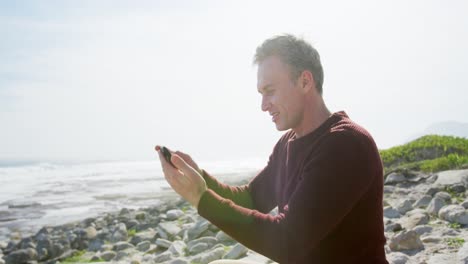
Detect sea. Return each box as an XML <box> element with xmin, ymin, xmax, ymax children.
<box><xmin>0</xmin><ymin>158</ymin><xmax>265</xmax><ymax>241</ymax></box>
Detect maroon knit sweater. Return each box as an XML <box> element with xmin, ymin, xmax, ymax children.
<box><xmin>198</xmin><ymin>111</ymin><xmax>388</xmax><ymax>264</ymax></box>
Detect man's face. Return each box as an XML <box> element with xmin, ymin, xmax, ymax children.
<box><xmin>257</xmin><ymin>56</ymin><xmax>305</xmax><ymax>131</ymax></box>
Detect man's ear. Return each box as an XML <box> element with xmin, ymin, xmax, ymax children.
<box><xmin>300</xmin><ymin>70</ymin><xmax>316</xmax><ymax>94</ymax></box>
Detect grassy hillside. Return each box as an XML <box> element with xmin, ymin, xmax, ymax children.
<box><xmin>379</xmin><ymin>135</ymin><xmax>468</xmax><ymax>175</ymax></box>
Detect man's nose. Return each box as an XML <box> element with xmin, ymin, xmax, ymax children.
<box><xmin>261</xmin><ymin>96</ymin><xmax>270</xmax><ymax>112</ymax></box>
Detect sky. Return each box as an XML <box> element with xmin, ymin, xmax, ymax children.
<box><xmin>1</xmin><ymin>0</ymin><xmax>467</xmax><ymax>164</ymax></box>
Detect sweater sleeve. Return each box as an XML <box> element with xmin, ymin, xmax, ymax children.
<box><xmin>200</xmin><ymin>169</ymin><xmax>254</xmax><ymax>210</ymax></box>
<box><xmin>200</xmin><ymin>140</ymin><xmax>280</xmax><ymax>213</ymax></box>
<box><xmin>197</xmin><ymin>132</ymin><xmax>376</xmax><ymax>263</ymax></box>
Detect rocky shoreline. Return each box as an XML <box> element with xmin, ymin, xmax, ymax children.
<box><xmin>2</xmin><ymin>169</ymin><xmax>468</xmax><ymax>264</ymax></box>
<box><xmin>0</xmin><ymin>193</ymin><xmax>275</xmax><ymax>264</ymax></box>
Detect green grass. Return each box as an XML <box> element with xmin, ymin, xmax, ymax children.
<box><xmin>62</xmin><ymin>250</ymin><xmax>104</xmax><ymax>263</ymax></box>
<box><xmin>128</xmin><ymin>228</ymin><xmax>137</xmax><ymax>237</ymax></box>
<box><xmin>445</xmin><ymin>237</ymin><xmax>465</xmax><ymax>249</ymax></box>
<box><xmin>379</xmin><ymin>135</ymin><xmax>468</xmax><ymax>175</ymax></box>
<box><xmin>448</xmin><ymin>222</ymin><xmax>462</xmax><ymax>229</ymax></box>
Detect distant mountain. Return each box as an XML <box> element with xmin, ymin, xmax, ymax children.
<box><xmin>406</xmin><ymin>121</ymin><xmax>468</xmax><ymax>143</ymax></box>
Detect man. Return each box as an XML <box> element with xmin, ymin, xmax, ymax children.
<box><xmin>156</xmin><ymin>34</ymin><xmax>388</xmax><ymax>264</ymax></box>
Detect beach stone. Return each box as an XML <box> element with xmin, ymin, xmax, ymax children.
<box><xmin>385</xmin><ymin>222</ymin><xmax>402</xmax><ymax>232</ymax></box>
<box><xmin>412</xmin><ymin>225</ymin><xmax>433</xmax><ymax>236</ymax></box>
<box><xmin>434</xmin><ymin>169</ymin><xmax>468</xmax><ymax>187</ymax></box>
<box><xmin>88</xmin><ymin>239</ymin><xmax>104</xmax><ymax>252</ymax></box>
<box><xmin>111</xmin><ymin>223</ymin><xmax>128</xmax><ymax>243</ymax></box>
<box><xmin>426</xmin><ymin>186</ymin><xmax>442</xmax><ymax>196</ymax></box>
<box><xmin>120</xmin><ymin>208</ymin><xmax>130</xmax><ymax>216</ymax></box>
<box><xmin>167</xmin><ymin>210</ymin><xmax>185</xmax><ymax>221</ymax></box>
<box><xmin>18</xmin><ymin>237</ymin><xmax>34</xmax><ymax>250</ymax></box>
<box><xmin>189</xmin><ymin>243</ymin><xmax>210</xmax><ymax>255</ymax></box>
<box><xmin>413</xmin><ymin>195</ymin><xmax>432</xmax><ymax>208</ymax></box>
<box><xmin>169</xmin><ymin>258</ymin><xmax>189</xmax><ymax>264</ymax></box>
<box><xmin>156</xmin><ymin>238</ymin><xmax>172</xmax><ymax>249</ymax></box>
<box><xmin>187</xmin><ymin>220</ymin><xmax>210</xmax><ymax>240</ymax></box>
<box><xmin>420</xmin><ymin>236</ymin><xmax>442</xmax><ymax>243</ymax></box>
<box><xmin>135</xmin><ymin>211</ymin><xmax>147</xmax><ymax>221</ymax></box>
<box><xmin>114</xmin><ymin>250</ymin><xmax>130</xmax><ymax>261</ymax></box>
<box><xmin>389</xmin><ymin>230</ymin><xmax>424</xmax><ymax>251</ymax></box>
<box><xmin>223</xmin><ymin>243</ymin><xmax>248</xmax><ymax>259</ymax></box>
<box><xmin>215</xmin><ymin>231</ymin><xmax>235</xmax><ymax>243</ymax></box>
<box><xmin>126</xmin><ymin>220</ymin><xmax>139</xmax><ymax>230</ymax></box>
<box><xmin>384</xmin><ymin>206</ymin><xmax>401</xmax><ymax>219</ymax></box>
<box><xmin>439</xmin><ymin>205</ymin><xmax>468</xmax><ymax>224</ymax></box>
<box><xmin>427</xmin><ymin>197</ymin><xmax>447</xmax><ymax>216</ymax></box>
<box><xmin>401</xmin><ymin>210</ymin><xmax>429</xmax><ymax>229</ymax></box>
<box><xmin>154</xmin><ymin>251</ymin><xmax>173</xmax><ymax>263</ymax></box>
<box><xmin>113</xmin><ymin>241</ymin><xmax>134</xmax><ymax>251</ymax></box>
<box><xmin>435</xmin><ymin>192</ymin><xmax>452</xmax><ymax>203</ymax></box>
<box><xmin>34</xmin><ymin>227</ymin><xmax>52</xmax><ymax>240</ymax></box>
<box><xmin>384</xmin><ymin>186</ymin><xmax>395</xmax><ymax>194</ymax></box>
<box><xmin>136</xmin><ymin>241</ymin><xmax>150</xmax><ymax>252</ymax></box>
<box><xmin>100</xmin><ymin>250</ymin><xmax>117</xmax><ymax>261</ymax></box>
<box><xmin>190</xmin><ymin>247</ymin><xmax>225</xmax><ymax>264</ymax></box>
<box><xmin>4</xmin><ymin>241</ymin><xmax>19</xmax><ymax>255</ymax></box>
<box><xmin>385</xmin><ymin>172</ymin><xmax>406</xmax><ymax>185</ymax></box>
<box><xmin>97</xmin><ymin>228</ymin><xmax>111</xmax><ymax>241</ymax></box>
<box><xmin>396</xmin><ymin>200</ymin><xmax>413</xmax><ymax>215</ymax></box>
<box><xmin>457</xmin><ymin>241</ymin><xmax>468</xmax><ymax>263</ymax></box>
<box><xmin>158</xmin><ymin>222</ymin><xmax>182</xmax><ymax>240</ymax></box>
<box><xmin>168</xmin><ymin>240</ymin><xmax>186</xmax><ymax>257</ymax></box>
<box><xmin>51</xmin><ymin>243</ymin><xmax>66</xmax><ymax>258</ymax></box>
<box><xmin>187</xmin><ymin>237</ymin><xmax>218</xmax><ymax>249</ymax></box>
<box><xmin>130</xmin><ymin>229</ymin><xmax>156</xmax><ymax>245</ymax></box>
<box><xmin>36</xmin><ymin>236</ymin><xmax>52</xmax><ymax>260</ymax></box>
<box><xmin>449</xmin><ymin>183</ymin><xmax>466</xmax><ymax>193</ymax></box>
<box><xmin>5</xmin><ymin>248</ymin><xmax>37</xmax><ymax>264</ymax></box>
<box><xmin>386</xmin><ymin>252</ymin><xmax>409</xmax><ymax>264</ymax></box>
<box><xmin>461</xmin><ymin>200</ymin><xmax>468</xmax><ymax>209</ymax></box>
<box><xmin>84</xmin><ymin>227</ymin><xmax>97</xmax><ymax>240</ymax></box>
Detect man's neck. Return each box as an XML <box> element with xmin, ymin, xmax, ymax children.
<box><xmin>293</xmin><ymin>102</ymin><xmax>331</xmax><ymax>138</ymax></box>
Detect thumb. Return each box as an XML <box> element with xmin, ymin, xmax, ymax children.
<box><xmin>171</xmin><ymin>154</ymin><xmax>195</xmax><ymax>173</ymax></box>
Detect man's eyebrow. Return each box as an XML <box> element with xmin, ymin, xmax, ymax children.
<box><xmin>257</xmin><ymin>84</ymin><xmax>274</xmax><ymax>94</ymax></box>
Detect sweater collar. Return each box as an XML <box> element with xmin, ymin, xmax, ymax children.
<box><xmin>288</xmin><ymin>111</ymin><xmax>348</xmax><ymax>145</ymax></box>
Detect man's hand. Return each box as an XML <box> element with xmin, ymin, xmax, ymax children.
<box><xmin>155</xmin><ymin>146</ymin><xmax>207</xmax><ymax>208</ymax></box>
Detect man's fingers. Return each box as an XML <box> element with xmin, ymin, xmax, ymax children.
<box><xmin>171</xmin><ymin>154</ymin><xmax>196</xmax><ymax>174</ymax></box>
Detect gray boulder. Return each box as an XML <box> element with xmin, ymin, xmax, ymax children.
<box><xmin>384</xmin><ymin>206</ymin><xmax>401</xmax><ymax>219</ymax></box>
<box><xmin>113</xmin><ymin>242</ymin><xmax>134</xmax><ymax>251</ymax></box>
<box><xmin>154</xmin><ymin>251</ymin><xmax>173</xmax><ymax>263</ymax></box>
<box><xmin>136</xmin><ymin>241</ymin><xmax>151</xmax><ymax>252</ymax></box>
<box><xmin>396</xmin><ymin>200</ymin><xmax>414</xmax><ymax>215</ymax></box>
<box><xmin>413</xmin><ymin>195</ymin><xmax>432</xmax><ymax>208</ymax></box>
<box><xmin>5</xmin><ymin>248</ymin><xmax>37</xmax><ymax>264</ymax></box>
<box><xmin>156</xmin><ymin>238</ymin><xmax>172</xmax><ymax>249</ymax></box>
<box><xmin>168</xmin><ymin>240</ymin><xmax>186</xmax><ymax>257</ymax></box>
<box><xmin>389</xmin><ymin>230</ymin><xmax>424</xmax><ymax>251</ymax></box>
<box><xmin>223</xmin><ymin>243</ymin><xmax>248</xmax><ymax>259</ymax></box>
<box><xmin>167</xmin><ymin>210</ymin><xmax>185</xmax><ymax>221</ymax></box>
<box><xmin>386</xmin><ymin>252</ymin><xmax>409</xmax><ymax>264</ymax></box>
<box><xmin>111</xmin><ymin>223</ymin><xmax>128</xmax><ymax>243</ymax></box>
<box><xmin>187</xmin><ymin>220</ymin><xmax>210</xmax><ymax>240</ymax></box>
<box><xmin>427</xmin><ymin>197</ymin><xmax>447</xmax><ymax>216</ymax></box>
<box><xmin>438</xmin><ymin>205</ymin><xmax>468</xmax><ymax>224</ymax></box>
<box><xmin>190</xmin><ymin>247</ymin><xmax>225</xmax><ymax>264</ymax></box>
<box><xmin>100</xmin><ymin>250</ymin><xmax>117</xmax><ymax>261</ymax></box>
<box><xmin>157</xmin><ymin>222</ymin><xmax>182</xmax><ymax>240</ymax></box>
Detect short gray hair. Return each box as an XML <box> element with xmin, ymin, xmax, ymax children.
<box><xmin>253</xmin><ymin>34</ymin><xmax>324</xmax><ymax>95</ymax></box>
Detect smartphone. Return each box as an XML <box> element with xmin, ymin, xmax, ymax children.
<box><xmin>161</xmin><ymin>146</ymin><xmax>175</xmax><ymax>167</ymax></box>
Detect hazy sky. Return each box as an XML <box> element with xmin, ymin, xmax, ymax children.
<box><xmin>1</xmin><ymin>0</ymin><xmax>467</xmax><ymax>163</ymax></box>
